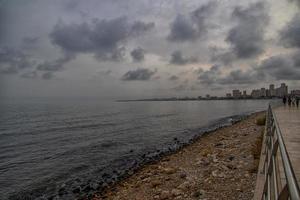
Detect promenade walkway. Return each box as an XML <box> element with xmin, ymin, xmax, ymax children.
<box><xmin>273</xmin><ymin>106</ymin><xmax>300</xmax><ymax>187</ymax></box>
<box><xmin>254</xmin><ymin>105</ymin><xmax>300</xmax><ymax>200</ymax></box>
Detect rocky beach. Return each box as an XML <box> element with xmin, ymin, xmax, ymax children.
<box><xmin>91</xmin><ymin>112</ymin><xmax>265</xmax><ymax>200</ymax></box>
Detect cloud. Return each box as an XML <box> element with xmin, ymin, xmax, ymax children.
<box><xmin>210</xmin><ymin>47</ymin><xmax>236</xmax><ymax>65</ymax></box>
<box><xmin>169</xmin><ymin>75</ymin><xmax>179</xmax><ymax>81</ymax></box>
<box><xmin>197</xmin><ymin>64</ymin><xmax>264</xmax><ymax>86</ymax></box>
<box><xmin>21</xmin><ymin>71</ymin><xmax>38</xmax><ymax>79</ymax></box>
<box><xmin>0</xmin><ymin>46</ymin><xmax>34</xmax><ymax>74</ymax></box>
<box><xmin>170</xmin><ymin>50</ymin><xmax>198</xmax><ymax>65</ymax></box>
<box><xmin>172</xmin><ymin>84</ymin><xmax>188</xmax><ymax>91</ymax></box>
<box><xmin>130</xmin><ymin>21</ymin><xmax>155</xmax><ymax>37</ymax></box>
<box><xmin>50</xmin><ymin>17</ymin><xmax>154</xmax><ymax>62</ymax></box>
<box><xmin>42</xmin><ymin>72</ymin><xmax>54</xmax><ymax>80</ymax></box>
<box><xmin>121</xmin><ymin>68</ymin><xmax>156</xmax><ymax>81</ymax></box>
<box><xmin>167</xmin><ymin>2</ymin><xmax>216</xmax><ymax>42</ymax></box>
<box><xmin>280</xmin><ymin>13</ymin><xmax>300</xmax><ymax>48</ymax></box>
<box><xmin>258</xmin><ymin>54</ymin><xmax>300</xmax><ymax>80</ymax></box>
<box><xmin>36</xmin><ymin>53</ymin><xmax>74</xmax><ymax>72</ymax></box>
<box><xmin>22</xmin><ymin>36</ymin><xmax>39</xmax><ymax>45</ymax></box>
<box><xmin>198</xmin><ymin>64</ymin><xmax>221</xmax><ymax>85</ymax></box>
<box><xmin>218</xmin><ymin>69</ymin><xmax>264</xmax><ymax>85</ymax></box>
<box><xmin>225</xmin><ymin>2</ymin><xmax>269</xmax><ymax>59</ymax></box>
<box><xmin>288</xmin><ymin>0</ymin><xmax>300</xmax><ymax>8</ymax></box>
<box><xmin>131</xmin><ymin>47</ymin><xmax>145</xmax><ymax>62</ymax></box>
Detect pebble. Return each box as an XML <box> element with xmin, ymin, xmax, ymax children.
<box><xmin>163</xmin><ymin>167</ymin><xmax>176</xmax><ymax>174</ymax></box>
<box><xmin>179</xmin><ymin>172</ymin><xmax>187</xmax><ymax>179</ymax></box>
<box><xmin>160</xmin><ymin>190</ymin><xmax>171</xmax><ymax>200</ymax></box>
<box><xmin>150</xmin><ymin>180</ymin><xmax>161</xmax><ymax>188</ymax></box>
<box><xmin>171</xmin><ymin>189</ymin><xmax>182</xmax><ymax>197</ymax></box>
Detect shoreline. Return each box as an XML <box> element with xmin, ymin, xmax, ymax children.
<box><xmin>88</xmin><ymin>111</ymin><xmax>265</xmax><ymax>200</ymax></box>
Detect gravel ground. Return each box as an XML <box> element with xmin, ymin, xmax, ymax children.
<box><xmin>91</xmin><ymin>112</ymin><xmax>265</xmax><ymax>200</ymax></box>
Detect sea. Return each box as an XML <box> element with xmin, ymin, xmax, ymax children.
<box><xmin>0</xmin><ymin>98</ymin><xmax>278</xmax><ymax>199</ymax></box>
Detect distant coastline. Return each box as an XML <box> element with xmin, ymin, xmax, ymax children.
<box><xmin>117</xmin><ymin>97</ymin><xmax>279</xmax><ymax>102</ymax></box>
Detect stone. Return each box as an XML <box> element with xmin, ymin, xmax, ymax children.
<box><xmin>171</xmin><ymin>189</ymin><xmax>182</xmax><ymax>197</ymax></box>
<box><xmin>179</xmin><ymin>172</ymin><xmax>187</xmax><ymax>179</ymax></box>
<box><xmin>160</xmin><ymin>190</ymin><xmax>171</xmax><ymax>200</ymax></box>
<box><xmin>177</xmin><ymin>181</ymin><xmax>190</xmax><ymax>190</ymax></box>
<box><xmin>228</xmin><ymin>156</ymin><xmax>235</xmax><ymax>161</ymax></box>
<box><xmin>212</xmin><ymin>170</ymin><xmax>218</xmax><ymax>177</ymax></box>
<box><xmin>163</xmin><ymin>167</ymin><xmax>176</xmax><ymax>174</ymax></box>
<box><xmin>150</xmin><ymin>180</ymin><xmax>161</xmax><ymax>188</ymax></box>
<box><xmin>193</xmin><ymin>190</ymin><xmax>204</xmax><ymax>198</ymax></box>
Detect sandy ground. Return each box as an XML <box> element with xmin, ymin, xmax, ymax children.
<box><xmin>91</xmin><ymin>112</ymin><xmax>265</xmax><ymax>200</ymax></box>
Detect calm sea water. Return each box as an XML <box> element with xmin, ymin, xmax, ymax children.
<box><xmin>0</xmin><ymin>99</ymin><xmax>276</xmax><ymax>199</ymax></box>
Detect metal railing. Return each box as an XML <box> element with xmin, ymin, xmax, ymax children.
<box><xmin>261</xmin><ymin>104</ymin><xmax>300</xmax><ymax>200</ymax></box>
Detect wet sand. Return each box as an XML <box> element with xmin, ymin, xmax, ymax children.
<box><xmin>91</xmin><ymin>112</ymin><xmax>265</xmax><ymax>200</ymax></box>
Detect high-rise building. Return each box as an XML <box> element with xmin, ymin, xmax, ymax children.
<box><xmin>260</xmin><ymin>88</ymin><xmax>266</xmax><ymax>97</ymax></box>
<box><xmin>251</xmin><ymin>89</ymin><xmax>260</xmax><ymax>98</ymax></box>
<box><xmin>269</xmin><ymin>84</ymin><xmax>275</xmax><ymax>96</ymax></box>
<box><xmin>275</xmin><ymin>83</ymin><xmax>288</xmax><ymax>97</ymax></box>
<box><xmin>232</xmin><ymin>90</ymin><xmax>241</xmax><ymax>98</ymax></box>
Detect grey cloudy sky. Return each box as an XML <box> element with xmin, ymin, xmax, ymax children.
<box><xmin>0</xmin><ymin>0</ymin><xmax>300</xmax><ymax>99</ymax></box>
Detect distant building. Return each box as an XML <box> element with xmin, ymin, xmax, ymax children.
<box><xmin>206</xmin><ymin>94</ymin><xmax>210</xmax><ymax>98</ymax></box>
<box><xmin>232</xmin><ymin>90</ymin><xmax>241</xmax><ymax>98</ymax></box>
<box><xmin>251</xmin><ymin>89</ymin><xmax>261</xmax><ymax>98</ymax></box>
<box><xmin>291</xmin><ymin>90</ymin><xmax>300</xmax><ymax>96</ymax></box>
<box><xmin>275</xmin><ymin>83</ymin><xmax>288</xmax><ymax>97</ymax></box>
<box><xmin>260</xmin><ymin>88</ymin><xmax>266</xmax><ymax>97</ymax></box>
<box><xmin>266</xmin><ymin>89</ymin><xmax>270</xmax><ymax>97</ymax></box>
<box><xmin>269</xmin><ymin>84</ymin><xmax>275</xmax><ymax>97</ymax></box>
<box><xmin>243</xmin><ymin>90</ymin><xmax>247</xmax><ymax>97</ymax></box>
<box><xmin>226</xmin><ymin>93</ymin><xmax>232</xmax><ymax>97</ymax></box>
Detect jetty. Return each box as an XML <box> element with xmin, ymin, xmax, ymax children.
<box><xmin>254</xmin><ymin>105</ymin><xmax>300</xmax><ymax>200</ymax></box>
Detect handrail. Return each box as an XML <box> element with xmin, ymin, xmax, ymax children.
<box><xmin>261</xmin><ymin>104</ymin><xmax>300</xmax><ymax>200</ymax></box>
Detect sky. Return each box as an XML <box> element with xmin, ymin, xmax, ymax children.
<box><xmin>0</xmin><ymin>0</ymin><xmax>300</xmax><ymax>100</ymax></box>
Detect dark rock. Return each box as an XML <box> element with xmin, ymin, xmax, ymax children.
<box><xmin>72</xmin><ymin>187</ymin><xmax>81</xmax><ymax>194</ymax></box>
<box><xmin>58</xmin><ymin>187</ymin><xmax>66</xmax><ymax>196</ymax></box>
<box><xmin>215</xmin><ymin>143</ymin><xmax>223</xmax><ymax>147</ymax></box>
<box><xmin>228</xmin><ymin>156</ymin><xmax>235</xmax><ymax>161</ymax></box>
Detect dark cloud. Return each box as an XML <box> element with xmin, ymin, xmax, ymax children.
<box><xmin>169</xmin><ymin>75</ymin><xmax>179</xmax><ymax>81</ymax></box>
<box><xmin>131</xmin><ymin>47</ymin><xmax>145</xmax><ymax>62</ymax></box>
<box><xmin>0</xmin><ymin>46</ymin><xmax>34</xmax><ymax>74</ymax></box>
<box><xmin>197</xmin><ymin>64</ymin><xmax>264</xmax><ymax>86</ymax></box>
<box><xmin>167</xmin><ymin>15</ymin><xmax>198</xmax><ymax>42</ymax></box>
<box><xmin>36</xmin><ymin>53</ymin><xmax>74</xmax><ymax>72</ymax></box>
<box><xmin>280</xmin><ymin>14</ymin><xmax>300</xmax><ymax>48</ymax></box>
<box><xmin>210</xmin><ymin>47</ymin><xmax>236</xmax><ymax>65</ymax></box>
<box><xmin>121</xmin><ymin>68</ymin><xmax>156</xmax><ymax>81</ymax></box>
<box><xmin>226</xmin><ymin>2</ymin><xmax>269</xmax><ymax>59</ymax></box>
<box><xmin>197</xmin><ymin>64</ymin><xmax>221</xmax><ymax>85</ymax></box>
<box><xmin>167</xmin><ymin>2</ymin><xmax>216</xmax><ymax>42</ymax></box>
<box><xmin>50</xmin><ymin>17</ymin><xmax>154</xmax><ymax>62</ymax></box>
<box><xmin>292</xmin><ymin>50</ymin><xmax>300</xmax><ymax>67</ymax></box>
<box><xmin>130</xmin><ymin>21</ymin><xmax>155</xmax><ymax>37</ymax></box>
<box><xmin>170</xmin><ymin>50</ymin><xmax>198</xmax><ymax>65</ymax></box>
<box><xmin>218</xmin><ymin>69</ymin><xmax>264</xmax><ymax>85</ymax></box>
<box><xmin>258</xmin><ymin>54</ymin><xmax>300</xmax><ymax>80</ymax></box>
